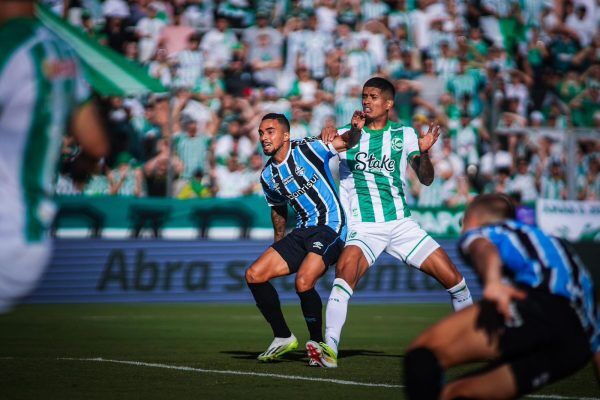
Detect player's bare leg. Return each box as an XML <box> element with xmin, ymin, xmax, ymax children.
<box><xmin>295</xmin><ymin>252</ymin><xmax>328</xmax><ymax>366</ymax></box>
<box><xmin>419</xmin><ymin>248</ymin><xmax>473</xmax><ymax>311</ymax></box>
<box><xmin>404</xmin><ymin>304</ymin><xmax>506</xmax><ymax>399</ymax></box>
<box><xmin>321</xmin><ymin>245</ymin><xmax>370</xmax><ymax>366</ymax></box>
<box><xmin>246</xmin><ymin>248</ymin><xmax>297</xmax><ymax>361</ymax></box>
<box><xmin>441</xmin><ymin>364</ymin><xmax>518</xmax><ymax>400</ymax></box>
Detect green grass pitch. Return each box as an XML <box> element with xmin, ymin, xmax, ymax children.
<box><xmin>0</xmin><ymin>303</ymin><xmax>597</xmax><ymax>399</ymax></box>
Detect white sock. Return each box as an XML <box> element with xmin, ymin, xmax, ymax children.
<box><xmin>447</xmin><ymin>278</ymin><xmax>473</xmax><ymax>311</ymax></box>
<box><xmin>324</xmin><ymin>278</ymin><xmax>353</xmax><ymax>355</ymax></box>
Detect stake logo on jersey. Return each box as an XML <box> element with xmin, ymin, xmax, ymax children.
<box><xmin>260</xmin><ymin>137</ymin><xmax>346</xmax><ymax>235</ymax></box>
<box><xmin>337</xmin><ymin>121</ymin><xmax>421</xmax><ymax>224</ymax></box>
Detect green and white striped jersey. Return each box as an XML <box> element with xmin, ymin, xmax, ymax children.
<box><xmin>0</xmin><ymin>17</ymin><xmax>90</xmax><ymax>243</ymax></box>
<box><xmin>338</xmin><ymin>121</ymin><xmax>420</xmax><ymax>224</ymax></box>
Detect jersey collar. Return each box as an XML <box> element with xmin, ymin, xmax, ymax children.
<box><xmin>272</xmin><ymin>143</ymin><xmax>292</xmax><ymax>167</ymax></box>
<box><xmin>363</xmin><ymin>120</ymin><xmax>391</xmax><ymax>135</ymax></box>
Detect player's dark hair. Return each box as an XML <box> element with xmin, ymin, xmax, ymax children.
<box><xmin>467</xmin><ymin>193</ymin><xmax>516</xmax><ymax>221</ymax></box>
<box><xmin>363</xmin><ymin>77</ymin><xmax>395</xmax><ymax>99</ymax></box>
<box><xmin>261</xmin><ymin>113</ymin><xmax>290</xmax><ymax>133</ymax></box>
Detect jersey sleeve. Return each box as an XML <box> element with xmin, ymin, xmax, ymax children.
<box><xmin>260</xmin><ymin>176</ymin><xmax>286</xmax><ymax>207</ymax></box>
<box><xmin>307</xmin><ymin>137</ymin><xmax>337</xmax><ymax>160</ymax></box>
<box><xmin>403</xmin><ymin>126</ymin><xmax>420</xmax><ymax>161</ymax></box>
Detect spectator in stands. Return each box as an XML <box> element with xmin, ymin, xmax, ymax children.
<box><xmin>214</xmin><ymin>118</ymin><xmax>255</xmax><ymax>167</ymax></box>
<box><xmin>136</xmin><ymin>3</ymin><xmax>166</xmax><ymax>63</ymax></box>
<box><xmin>108</xmin><ymin>152</ymin><xmax>144</xmax><ymax>197</ymax></box>
<box><xmin>177</xmin><ymin>169</ymin><xmax>213</xmax><ymax>199</ymax></box>
<box><xmin>172</xmin><ymin>32</ymin><xmax>203</xmax><ymax>88</ymax></box>
<box><xmin>200</xmin><ymin>16</ymin><xmax>238</xmax><ymax>66</ymax></box>
<box><xmin>541</xmin><ymin>159</ymin><xmax>567</xmax><ymax>200</ymax></box>
<box><xmin>215</xmin><ymin>154</ymin><xmax>253</xmax><ymax>198</ymax></box>
<box><xmin>144</xmin><ymin>139</ymin><xmax>184</xmax><ymax>197</ymax></box>
<box><xmin>174</xmin><ymin>115</ymin><xmax>213</xmax><ymax>181</ymax></box>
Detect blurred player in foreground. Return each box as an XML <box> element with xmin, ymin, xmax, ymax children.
<box><xmin>0</xmin><ymin>0</ymin><xmax>107</xmax><ymax>312</ymax></box>
<box><xmin>317</xmin><ymin>77</ymin><xmax>473</xmax><ymax>367</ymax></box>
<box><xmin>245</xmin><ymin>113</ymin><xmax>360</xmax><ymax>364</ymax></box>
<box><xmin>404</xmin><ymin>193</ymin><xmax>600</xmax><ymax>399</ymax></box>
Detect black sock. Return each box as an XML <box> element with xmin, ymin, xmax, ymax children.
<box><xmin>404</xmin><ymin>347</ymin><xmax>443</xmax><ymax>400</ymax></box>
<box><xmin>297</xmin><ymin>288</ymin><xmax>323</xmax><ymax>342</ymax></box>
<box><xmin>248</xmin><ymin>282</ymin><xmax>291</xmax><ymax>338</ymax></box>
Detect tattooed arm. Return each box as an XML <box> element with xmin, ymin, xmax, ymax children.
<box><xmin>271</xmin><ymin>204</ymin><xmax>288</xmax><ymax>242</ymax></box>
<box><xmin>410</xmin><ymin>122</ymin><xmax>441</xmax><ymax>186</ymax></box>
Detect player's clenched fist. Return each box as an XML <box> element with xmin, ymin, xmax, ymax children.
<box><xmin>320</xmin><ymin>125</ymin><xmax>337</xmax><ymax>144</ymax></box>
<box><xmin>351</xmin><ymin>110</ymin><xmax>366</xmax><ymax>130</ymax></box>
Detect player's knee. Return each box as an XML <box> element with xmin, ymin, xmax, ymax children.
<box><xmin>295</xmin><ymin>273</ymin><xmax>316</xmax><ymax>292</ymax></box>
<box><xmin>245</xmin><ymin>266</ymin><xmax>265</xmax><ymax>284</ymax></box>
<box><xmin>404</xmin><ymin>347</ymin><xmax>443</xmax><ymax>400</ymax></box>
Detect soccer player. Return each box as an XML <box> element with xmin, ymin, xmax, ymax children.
<box><xmin>317</xmin><ymin>77</ymin><xmax>473</xmax><ymax>367</ymax></box>
<box><xmin>246</xmin><ymin>112</ymin><xmax>361</xmax><ymax>364</ymax></box>
<box><xmin>0</xmin><ymin>1</ymin><xmax>108</xmax><ymax>312</ymax></box>
<box><xmin>404</xmin><ymin>193</ymin><xmax>600</xmax><ymax>399</ymax></box>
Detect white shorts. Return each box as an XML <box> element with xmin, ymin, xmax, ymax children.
<box><xmin>0</xmin><ymin>239</ymin><xmax>51</xmax><ymax>313</ymax></box>
<box><xmin>345</xmin><ymin>218</ymin><xmax>440</xmax><ymax>268</ymax></box>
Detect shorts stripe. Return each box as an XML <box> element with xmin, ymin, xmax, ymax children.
<box><xmin>405</xmin><ymin>234</ymin><xmax>430</xmax><ymax>263</ymax></box>
<box><xmin>346</xmin><ymin>239</ymin><xmax>376</xmax><ymax>264</ymax></box>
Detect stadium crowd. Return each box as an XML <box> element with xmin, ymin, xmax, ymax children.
<box><xmin>50</xmin><ymin>0</ymin><xmax>600</xmax><ymax>204</ymax></box>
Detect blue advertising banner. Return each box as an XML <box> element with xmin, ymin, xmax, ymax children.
<box><xmin>24</xmin><ymin>240</ymin><xmax>482</xmax><ymax>304</ymax></box>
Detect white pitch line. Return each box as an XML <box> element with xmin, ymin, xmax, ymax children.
<box><xmin>54</xmin><ymin>357</ymin><xmax>600</xmax><ymax>400</ymax></box>
<box><xmin>57</xmin><ymin>357</ymin><xmax>402</xmax><ymax>389</ymax></box>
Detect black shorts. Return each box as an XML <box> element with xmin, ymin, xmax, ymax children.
<box><xmin>476</xmin><ymin>287</ymin><xmax>592</xmax><ymax>396</ymax></box>
<box><xmin>271</xmin><ymin>226</ymin><xmax>344</xmax><ymax>274</ymax></box>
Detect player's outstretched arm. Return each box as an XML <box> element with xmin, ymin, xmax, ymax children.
<box><xmin>71</xmin><ymin>101</ymin><xmax>109</xmax><ymax>160</ymax></box>
<box><xmin>468</xmin><ymin>237</ymin><xmax>526</xmax><ymax>321</ymax></box>
<box><xmin>271</xmin><ymin>204</ymin><xmax>287</xmax><ymax>242</ymax></box>
<box><xmin>320</xmin><ymin>110</ymin><xmax>365</xmax><ymax>152</ymax></box>
<box><xmin>409</xmin><ymin>122</ymin><xmax>441</xmax><ymax>186</ymax></box>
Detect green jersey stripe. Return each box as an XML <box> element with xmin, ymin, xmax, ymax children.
<box><xmin>346</xmin><ymin>142</ymin><xmax>375</xmax><ymax>221</ymax></box>
<box><xmin>0</xmin><ymin>18</ymin><xmax>38</xmax><ymax>75</ymax></box>
<box><xmin>22</xmin><ymin>43</ymin><xmax>53</xmax><ymax>242</ymax></box>
<box><xmin>372</xmin><ymin>132</ymin><xmax>398</xmax><ymax>221</ymax></box>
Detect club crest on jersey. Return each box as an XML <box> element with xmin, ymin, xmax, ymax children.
<box><xmin>354</xmin><ymin>152</ymin><xmax>396</xmax><ymax>172</ymax></box>
<box><xmin>391</xmin><ymin>137</ymin><xmax>404</xmax><ymax>151</ymax></box>
<box><xmin>295</xmin><ymin>166</ymin><xmax>305</xmax><ymax>176</ymax></box>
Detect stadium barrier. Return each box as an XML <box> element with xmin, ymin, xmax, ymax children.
<box><xmin>24</xmin><ymin>239</ymin><xmax>482</xmax><ymax>304</ymax></box>
<box><xmin>53</xmin><ymin>196</ymin><xmax>466</xmax><ymax>239</ymax></box>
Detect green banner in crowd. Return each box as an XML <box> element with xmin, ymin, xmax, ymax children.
<box><xmin>53</xmin><ymin>196</ymin><xmax>466</xmax><ymax>239</ymax></box>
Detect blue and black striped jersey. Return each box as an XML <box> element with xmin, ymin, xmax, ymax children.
<box><xmin>260</xmin><ymin>138</ymin><xmax>346</xmax><ymax>237</ymax></box>
<box><xmin>459</xmin><ymin>220</ymin><xmax>600</xmax><ymax>353</ymax></box>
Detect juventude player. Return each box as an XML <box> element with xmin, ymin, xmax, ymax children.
<box><xmin>245</xmin><ymin>113</ymin><xmax>359</xmax><ymax>364</ymax></box>
<box><xmin>0</xmin><ymin>1</ymin><xmax>107</xmax><ymax>312</ymax></box>
<box><xmin>317</xmin><ymin>77</ymin><xmax>473</xmax><ymax>367</ymax></box>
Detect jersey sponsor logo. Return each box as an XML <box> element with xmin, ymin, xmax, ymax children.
<box><xmin>42</xmin><ymin>59</ymin><xmax>77</xmax><ymax>80</ymax></box>
<box><xmin>295</xmin><ymin>166</ymin><xmax>305</xmax><ymax>176</ymax></box>
<box><xmin>286</xmin><ymin>174</ymin><xmax>319</xmax><ymax>199</ymax></box>
<box><xmin>391</xmin><ymin>137</ymin><xmax>404</xmax><ymax>151</ymax></box>
<box><xmin>354</xmin><ymin>152</ymin><xmax>396</xmax><ymax>173</ymax></box>
<box><xmin>282</xmin><ymin>175</ymin><xmax>294</xmax><ymax>185</ymax></box>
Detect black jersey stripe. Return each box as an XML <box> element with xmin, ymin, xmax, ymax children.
<box><xmin>298</xmin><ymin>143</ymin><xmax>345</xmax><ymax>233</ymax></box>
<box><xmin>270</xmin><ymin>163</ymin><xmax>308</xmax><ymax>227</ymax></box>
<box><xmin>286</xmin><ymin>151</ymin><xmax>327</xmax><ymax>227</ymax></box>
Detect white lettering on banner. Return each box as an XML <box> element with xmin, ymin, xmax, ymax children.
<box><xmin>410</xmin><ymin>210</ymin><xmax>463</xmax><ymax>236</ymax></box>
<box><xmin>537</xmin><ymin>199</ymin><xmax>600</xmax><ymax>242</ymax></box>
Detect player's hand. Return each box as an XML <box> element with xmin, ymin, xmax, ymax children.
<box><xmin>418</xmin><ymin>121</ymin><xmax>441</xmax><ymax>153</ymax></box>
<box><xmin>320</xmin><ymin>125</ymin><xmax>337</xmax><ymax>144</ymax></box>
<box><xmin>483</xmin><ymin>281</ymin><xmax>526</xmax><ymax>322</ymax></box>
<box><xmin>351</xmin><ymin>110</ymin><xmax>366</xmax><ymax>130</ymax></box>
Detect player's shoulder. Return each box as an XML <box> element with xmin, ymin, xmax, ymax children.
<box><xmin>336</xmin><ymin>124</ymin><xmax>352</xmax><ymax>134</ymax></box>
<box><xmin>0</xmin><ymin>18</ymin><xmax>40</xmax><ymax>72</ymax></box>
